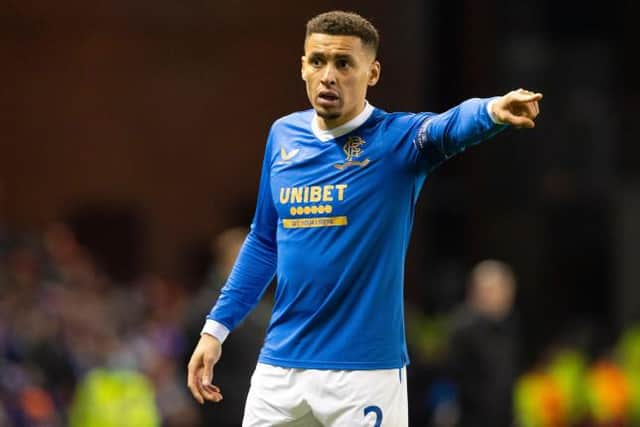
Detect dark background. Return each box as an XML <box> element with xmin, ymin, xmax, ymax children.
<box><xmin>1</xmin><ymin>0</ymin><xmax>639</xmax><ymax>424</ymax></box>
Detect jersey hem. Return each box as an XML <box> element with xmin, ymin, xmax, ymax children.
<box><xmin>258</xmin><ymin>355</ymin><xmax>407</xmax><ymax>370</ymax></box>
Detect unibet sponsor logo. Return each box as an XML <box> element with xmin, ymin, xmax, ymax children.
<box><xmin>279</xmin><ymin>184</ymin><xmax>347</xmax><ymax>204</ymax></box>
<box><xmin>280</xmin><ymin>184</ymin><xmax>347</xmax><ymax>229</ymax></box>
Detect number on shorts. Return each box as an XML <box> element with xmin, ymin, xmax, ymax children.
<box><xmin>364</xmin><ymin>405</ymin><xmax>383</xmax><ymax>427</ymax></box>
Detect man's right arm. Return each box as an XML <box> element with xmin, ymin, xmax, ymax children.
<box><xmin>413</xmin><ymin>89</ymin><xmax>542</xmax><ymax>172</ymax></box>
<box><xmin>187</xmin><ymin>132</ymin><xmax>278</xmax><ymax>404</ymax></box>
<box><xmin>204</xmin><ymin>128</ymin><xmax>278</xmax><ymax>337</ymax></box>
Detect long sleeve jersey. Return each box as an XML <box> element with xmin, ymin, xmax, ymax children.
<box><xmin>205</xmin><ymin>98</ymin><xmax>507</xmax><ymax>369</ymax></box>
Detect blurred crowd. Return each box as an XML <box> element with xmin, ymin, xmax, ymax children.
<box><xmin>0</xmin><ymin>221</ymin><xmax>262</xmax><ymax>427</ymax></box>
<box><xmin>2</xmin><ymin>217</ymin><xmax>639</xmax><ymax>427</ymax></box>
<box><xmin>1</xmin><ymin>221</ymin><xmax>193</xmax><ymax>426</ymax></box>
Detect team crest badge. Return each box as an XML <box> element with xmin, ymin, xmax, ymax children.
<box><xmin>334</xmin><ymin>136</ymin><xmax>370</xmax><ymax>170</ymax></box>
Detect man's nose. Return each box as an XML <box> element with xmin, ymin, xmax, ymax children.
<box><xmin>320</xmin><ymin>64</ymin><xmax>337</xmax><ymax>86</ymax></box>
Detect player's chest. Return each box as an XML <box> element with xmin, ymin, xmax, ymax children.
<box><xmin>270</xmin><ymin>134</ymin><xmax>392</xmax><ymax>219</ymax></box>
<box><xmin>270</xmin><ymin>133</ymin><xmax>391</xmax><ymax>188</ymax></box>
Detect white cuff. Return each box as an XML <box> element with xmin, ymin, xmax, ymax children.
<box><xmin>486</xmin><ymin>98</ymin><xmax>505</xmax><ymax>125</ymax></box>
<box><xmin>201</xmin><ymin>319</ymin><xmax>230</xmax><ymax>344</ymax></box>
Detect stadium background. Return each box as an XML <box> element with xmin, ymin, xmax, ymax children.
<box><xmin>1</xmin><ymin>0</ymin><xmax>639</xmax><ymax>425</ymax></box>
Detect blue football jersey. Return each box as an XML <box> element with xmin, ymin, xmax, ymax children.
<box><xmin>208</xmin><ymin>98</ymin><xmax>506</xmax><ymax>369</ymax></box>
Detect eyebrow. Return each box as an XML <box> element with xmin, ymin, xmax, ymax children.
<box><xmin>308</xmin><ymin>52</ymin><xmax>355</xmax><ymax>61</ymax></box>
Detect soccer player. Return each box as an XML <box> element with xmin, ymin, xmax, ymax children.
<box><xmin>187</xmin><ymin>10</ymin><xmax>542</xmax><ymax>426</ymax></box>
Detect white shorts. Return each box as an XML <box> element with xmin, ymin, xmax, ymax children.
<box><xmin>242</xmin><ymin>363</ymin><xmax>408</xmax><ymax>427</ymax></box>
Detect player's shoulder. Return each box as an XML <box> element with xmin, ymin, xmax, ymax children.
<box><xmin>270</xmin><ymin>109</ymin><xmax>315</xmax><ymax>134</ymax></box>
<box><xmin>262</xmin><ymin>109</ymin><xmax>313</xmax><ymax>156</ymax></box>
<box><xmin>369</xmin><ymin>108</ymin><xmax>435</xmax><ymax>132</ymax></box>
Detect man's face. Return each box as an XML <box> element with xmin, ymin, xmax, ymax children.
<box><xmin>471</xmin><ymin>275</ymin><xmax>515</xmax><ymax>320</ymax></box>
<box><xmin>301</xmin><ymin>33</ymin><xmax>380</xmax><ymax>130</ymax></box>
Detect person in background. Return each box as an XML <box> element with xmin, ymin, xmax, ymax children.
<box><xmin>448</xmin><ymin>259</ymin><xmax>520</xmax><ymax>427</ymax></box>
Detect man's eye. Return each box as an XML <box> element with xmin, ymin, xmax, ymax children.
<box><xmin>336</xmin><ymin>60</ymin><xmax>350</xmax><ymax>69</ymax></box>
<box><xmin>310</xmin><ymin>58</ymin><xmax>323</xmax><ymax>67</ymax></box>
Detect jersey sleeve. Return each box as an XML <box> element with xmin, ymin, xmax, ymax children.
<box><xmin>414</xmin><ymin>97</ymin><xmax>508</xmax><ymax>172</ymax></box>
<box><xmin>205</xmin><ymin>129</ymin><xmax>278</xmax><ymax>333</ymax></box>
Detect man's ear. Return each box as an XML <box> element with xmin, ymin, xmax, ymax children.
<box><xmin>368</xmin><ymin>60</ymin><xmax>381</xmax><ymax>87</ymax></box>
<box><xmin>301</xmin><ymin>56</ymin><xmax>306</xmax><ymax>81</ymax></box>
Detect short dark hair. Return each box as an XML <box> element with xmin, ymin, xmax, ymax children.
<box><xmin>305</xmin><ymin>11</ymin><xmax>379</xmax><ymax>55</ymax></box>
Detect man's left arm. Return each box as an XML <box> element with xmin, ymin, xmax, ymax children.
<box><xmin>416</xmin><ymin>88</ymin><xmax>542</xmax><ymax>169</ymax></box>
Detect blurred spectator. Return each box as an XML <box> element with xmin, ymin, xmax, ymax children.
<box><xmin>447</xmin><ymin>259</ymin><xmax>520</xmax><ymax>427</ymax></box>
<box><xmin>182</xmin><ymin>226</ymin><xmax>251</xmax><ymax>341</ymax></box>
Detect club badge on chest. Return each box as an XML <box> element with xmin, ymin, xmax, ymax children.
<box><xmin>334</xmin><ymin>136</ymin><xmax>370</xmax><ymax>170</ymax></box>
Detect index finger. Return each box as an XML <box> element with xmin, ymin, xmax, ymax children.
<box><xmin>511</xmin><ymin>91</ymin><xmax>543</xmax><ymax>103</ymax></box>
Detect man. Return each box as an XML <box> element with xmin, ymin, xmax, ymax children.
<box><xmin>448</xmin><ymin>260</ymin><xmax>520</xmax><ymax>427</ymax></box>
<box><xmin>187</xmin><ymin>10</ymin><xmax>542</xmax><ymax>426</ymax></box>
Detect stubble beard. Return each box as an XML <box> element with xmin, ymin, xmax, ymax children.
<box><xmin>316</xmin><ymin>109</ymin><xmax>341</xmax><ymax>121</ymax></box>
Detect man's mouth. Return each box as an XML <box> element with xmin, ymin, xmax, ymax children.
<box><xmin>317</xmin><ymin>91</ymin><xmax>340</xmax><ymax>107</ymax></box>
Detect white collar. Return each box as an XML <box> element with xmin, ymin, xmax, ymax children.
<box><xmin>311</xmin><ymin>101</ymin><xmax>374</xmax><ymax>142</ymax></box>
